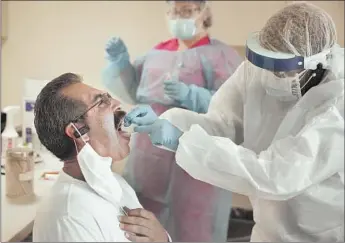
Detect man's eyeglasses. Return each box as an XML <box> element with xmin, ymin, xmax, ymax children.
<box><xmin>71</xmin><ymin>93</ymin><xmax>112</xmax><ymax>122</ymax></box>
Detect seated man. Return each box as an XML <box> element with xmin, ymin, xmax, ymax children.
<box><xmin>33</xmin><ymin>73</ymin><xmax>170</xmax><ymax>242</ymax></box>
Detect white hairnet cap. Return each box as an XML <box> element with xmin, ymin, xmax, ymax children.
<box><xmin>259</xmin><ymin>2</ymin><xmax>337</xmax><ymax>57</ymax></box>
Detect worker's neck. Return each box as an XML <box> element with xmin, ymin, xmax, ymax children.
<box><xmin>178</xmin><ymin>32</ymin><xmax>208</xmax><ymax>51</ymax></box>
<box><xmin>63</xmin><ymin>158</ymin><xmax>85</xmax><ymax>181</ymax></box>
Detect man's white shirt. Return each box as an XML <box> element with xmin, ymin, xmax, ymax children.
<box><xmin>33</xmin><ymin>170</ymin><xmax>143</xmax><ymax>242</ymax></box>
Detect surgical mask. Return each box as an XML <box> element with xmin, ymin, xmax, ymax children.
<box><xmin>71</xmin><ymin>123</ymin><xmax>127</xmax><ymax>213</ymax></box>
<box><xmin>262</xmin><ymin>70</ymin><xmax>317</xmax><ymax>102</ymax></box>
<box><xmin>169</xmin><ymin>18</ymin><xmax>198</xmax><ymax>40</ymax></box>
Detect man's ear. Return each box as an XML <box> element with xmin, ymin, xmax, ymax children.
<box><xmin>65</xmin><ymin>123</ymin><xmax>77</xmax><ymax>139</ymax></box>
<box><xmin>65</xmin><ymin>123</ymin><xmax>90</xmax><ymax>139</ymax></box>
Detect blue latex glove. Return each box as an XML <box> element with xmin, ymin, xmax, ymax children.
<box><xmin>124</xmin><ymin>105</ymin><xmax>158</xmax><ymax>127</ymax></box>
<box><xmin>164</xmin><ymin>80</ymin><xmax>190</xmax><ymax>102</ymax></box>
<box><xmin>134</xmin><ymin>119</ymin><xmax>183</xmax><ymax>152</ymax></box>
<box><xmin>105</xmin><ymin>37</ymin><xmax>130</xmax><ymax>63</ymax></box>
<box><xmin>164</xmin><ymin>80</ymin><xmax>214</xmax><ymax>113</ymax></box>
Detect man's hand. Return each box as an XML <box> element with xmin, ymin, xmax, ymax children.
<box><xmin>119</xmin><ymin>208</ymin><xmax>169</xmax><ymax>242</ymax></box>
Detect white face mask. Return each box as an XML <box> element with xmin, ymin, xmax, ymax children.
<box><xmin>71</xmin><ymin>123</ymin><xmax>124</xmax><ymax>210</ymax></box>
<box><xmin>262</xmin><ymin>70</ymin><xmax>316</xmax><ymax>102</ymax></box>
<box><xmin>169</xmin><ymin>18</ymin><xmax>197</xmax><ymax>40</ymax></box>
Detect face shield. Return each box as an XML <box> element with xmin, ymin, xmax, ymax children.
<box><xmin>166</xmin><ymin>1</ymin><xmax>209</xmax><ymax>40</ymax></box>
<box><xmin>245</xmin><ymin>32</ymin><xmax>343</xmax><ymax>100</ymax></box>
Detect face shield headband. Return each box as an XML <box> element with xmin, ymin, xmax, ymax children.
<box><xmin>245</xmin><ymin>32</ymin><xmax>332</xmax><ymax>72</ymax></box>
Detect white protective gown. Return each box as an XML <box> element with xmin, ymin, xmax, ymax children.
<box><xmin>160</xmin><ymin>61</ymin><xmax>344</xmax><ymax>242</ymax></box>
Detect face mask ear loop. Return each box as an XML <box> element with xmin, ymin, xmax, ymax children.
<box><xmin>300</xmin><ymin>72</ymin><xmax>317</xmax><ymax>90</ymax></box>
<box><xmin>73</xmin><ymin>140</ymin><xmax>79</xmax><ymax>154</ymax></box>
<box><xmin>71</xmin><ymin>123</ymin><xmax>87</xmax><ymax>144</ymax></box>
<box><xmin>71</xmin><ymin>123</ymin><xmax>88</xmax><ymax>155</ymax></box>
<box><xmin>297</xmin><ymin>70</ymin><xmax>308</xmax><ymax>80</ymax></box>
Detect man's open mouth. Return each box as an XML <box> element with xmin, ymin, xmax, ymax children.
<box><xmin>114</xmin><ymin>110</ymin><xmax>126</xmax><ymax>132</ymax></box>
<box><xmin>114</xmin><ymin>109</ymin><xmax>131</xmax><ymax>139</ymax></box>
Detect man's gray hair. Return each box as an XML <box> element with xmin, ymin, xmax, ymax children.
<box><xmin>34</xmin><ymin>73</ymin><xmax>87</xmax><ymax>160</ymax></box>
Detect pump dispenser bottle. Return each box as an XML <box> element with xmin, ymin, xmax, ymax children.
<box><xmin>1</xmin><ymin>106</ymin><xmax>20</xmax><ymax>156</ymax></box>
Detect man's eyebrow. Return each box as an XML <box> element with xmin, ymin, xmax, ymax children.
<box><xmin>92</xmin><ymin>93</ymin><xmax>104</xmax><ymax>103</ymax></box>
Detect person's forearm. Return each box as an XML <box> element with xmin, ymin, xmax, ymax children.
<box><xmin>102</xmin><ymin>60</ymin><xmax>138</xmax><ymax>104</ymax></box>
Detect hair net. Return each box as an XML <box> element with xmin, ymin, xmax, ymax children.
<box><xmin>259</xmin><ymin>2</ymin><xmax>337</xmax><ymax>57</ymax></box>
<box><xmin>257</xmin><ymin>2</ymin><xmax>344</xmax><ymax>80</ymax></box>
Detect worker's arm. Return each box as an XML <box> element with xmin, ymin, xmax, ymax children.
<box><xmin>175</xmin><ymin>108</ymin><xmax>344</xmax><ymax>200</ymax></box>
<box><xmin>102</xmin><ymin>38</ymin><xmax>145</xmax><ymax>105</ymax></box>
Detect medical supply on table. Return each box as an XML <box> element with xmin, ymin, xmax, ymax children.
<box><xmin>1</xmin><ymin>151</ymin><xmax>42</xmax><ymax>173</ymax></box>
<box><xmin>1</xmin><ymin>106</ymin><xmax>20</xmax><ymax>158</ymax></box>
<box><xmin>5</xmin><ymin>147</ymin><xmax>35</xmax><ymax>198</ymax></box>
<box><xmin>41</xmin><ymin>171</ymin><xmax>59</xmax><ymax>181</ymax></box>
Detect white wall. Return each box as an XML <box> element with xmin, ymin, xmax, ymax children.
<box><xmin>1</xmin><ymin>1</ymin><xmax>344</xmax><ymax>108</ymax></box>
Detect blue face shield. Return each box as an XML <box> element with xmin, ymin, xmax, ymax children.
<box><xmin>245</xmin><ymin>32</ymin><xmax>336</xmax><ymax>98</ymax></box>
<box><xmin>245</xmin><ymin>32</ymin><xmax>331</xmax><ymax>73</ymax></box>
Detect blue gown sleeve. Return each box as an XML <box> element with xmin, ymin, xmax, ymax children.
<box><xmin>102</xmin><ymin>52</ymin><xmax>145</xmax><ymax>105</ymax></box>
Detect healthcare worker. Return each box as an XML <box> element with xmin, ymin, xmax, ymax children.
<box><xmin>124</xmin><ymin>2</ymin><xmax>344</xmax><ymax>242</ymax></box>
<box><xmin>102</xmin><ymin>0</ymin><xmax>242</xmax><ymax>241</ymax></box>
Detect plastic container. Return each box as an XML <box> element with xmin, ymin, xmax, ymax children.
<box><xmin>5</xmin><ymin>147</ymin><xmax>35</xmax><ymax>198</ymax></box>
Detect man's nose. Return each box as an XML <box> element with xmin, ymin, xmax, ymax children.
<box><xmin>110</xmin><ymin>98</ymin><xmax>121</xmax><ymax>110</ymax></box>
